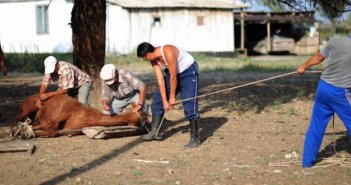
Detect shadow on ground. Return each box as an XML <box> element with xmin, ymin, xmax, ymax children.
<box><xmin>317</xmin><ymin>133</ymin><xmax>351</xmax><ymax>164</ymax></box>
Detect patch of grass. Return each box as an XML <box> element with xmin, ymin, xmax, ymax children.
<box><xmin>166</xmin><ymin>179</ymin><xmax>180</xmax><ymax>185</ymax></box>
<box><xmin>272</xmin><ymin>99</ymin><xmax>283</xmax><ymax>111</ymax></box>
<box><xmin>3</xmin><ymin>51</ymin><xmax>322</xmax><ymax>74</ymax></box>
<box><xmin>277</xmin><ymin>117</ymin><xmax>287</xmax><ymax>124</ymax></box>
<box><xmin>5</xmin><ymin>52</ymin><xmax>72</xmax><ymax>73</ymax></box>
<box><xmin>288</xmin><ymin>107</ymin><xmax>299</xmax><ymax>116</ymax></box>
<box><xmin>132</xmin><ymin>170</ymin><xmax>144</xmax><ymax>177</ymax></box>
<box><xmin>214</xmin><ymin>130</ymin><xmax>224</xmax><ymax>139</ymax></box>
<box><xmin>341</xmin><ymin>168</ymin><xmax>351</xmax><ymax>175</ymax></box>
<box><xmin>296</xmin><ymin>89</ymin><xmax>306</xmax><ymax>98</ymax></box>
<box><xmin>315</xmin><ymin>171</ymin><xmax>326</xmax><ymax>176</ymax></box>
<box><xmin>228</xmin><ymin>100</ymin><xmax>243</xmax><ymax>113</ymax></box>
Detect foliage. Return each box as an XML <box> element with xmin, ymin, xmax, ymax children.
<box><xmin>3</xmin><ymin>52</ymin><xmax>320</xmax><ymax>74</ymax></box>
<box><xmin>4</xmin><ymin>52</ymin><xmax>72</xmax><ymax>73</ymax></box>
<box><xmin>244</xmin><ymin>0</ymin><xmax>351</xmax><ymax>19</ymax></box>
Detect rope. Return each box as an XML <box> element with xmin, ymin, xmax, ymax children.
<box><xmin>332</xmin><ymin>114</ymin><xmax>338</xmax><ymax>155</ymax></box>
<box><xmin>153</xmin><ymin>70</ymin><xmax>322</xmax><ymax>138</ymax></box>
<box><xmin>74</xmin><ymin>53</ymin><xmax>105</xmax><ymax>68</ymax></box>
<box><xmin>269</xmin><ymin>156</ymin><xmax>351</xmax><ymax>168</ymax></box>
<box><xmin>0</xmin><ymin>119</ymin><xmax>36</xmax><ymax>141</ymax></box>
<box><xmin>135</xmin><ymin>111</ymin><xmax>150</xmax><ymax>132</ymax></box>
<box><xmin>269</xmin><ymin>113</ymin><xmax>351</xmax><ymax>168</ymax></box>
<box><xmin>176</xmin><ymin>70</ymin><xmax>321</xmax><ymax>104</ymax></box>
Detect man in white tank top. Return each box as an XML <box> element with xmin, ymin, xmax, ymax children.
<box><xmin>137</xmin><ymin>42</ymin><xmax>200</xmax><ymax>148</ymax></box>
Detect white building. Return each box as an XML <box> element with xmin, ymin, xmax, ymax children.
<box><xmin>0</xmin><ymin>0</ymin><xmax>247</xmax><ymax>54</ymax></box>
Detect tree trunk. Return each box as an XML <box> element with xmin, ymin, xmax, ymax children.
<box><xmin>71</xmin><ymin>0</ymin><xmax>106</xmax><ymax>109</ymax></box>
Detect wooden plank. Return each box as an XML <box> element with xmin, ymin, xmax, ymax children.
<box><xmin>0</xmin><ymin>140</ymin><xmax>34</xmax><ymax>154</ymax></box>
<box><xmin>82</xmin><ymin>126</ymin><xmax>147</xmax><ymax>139</ymax></box>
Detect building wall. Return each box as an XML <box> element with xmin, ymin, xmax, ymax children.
<box><xmin>0</xmin><ymin>0</ymin><xmax>73</xmax><ymax>53</ymax></box>
<box><xmin>107</xmin><ymin>7</ymin><xmax>236</xmax><ymax>53</ymax></box>
<box><xmin>0</xmin><ymin>1</ymin><xmax>236</xmax><ymax>54</ymax></box>
<box><xmin>106</xmin><ymin>4</ymin><xmax>131</xmax><ymax>54</ymax></box>
<box><xmin>294</xmin><ymin>32</ymin><xmax>319</xmax><ymax>55</ymax></box>
<box><xmin>125</xmin><ymin>9</ymin><xmax>234</xmax><ymax>53</ymax></box>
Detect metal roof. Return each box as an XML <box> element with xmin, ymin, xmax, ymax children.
<box><xmin>234</xmin><ymin>11</ymin><xmax>315</xmax><ymax>23</ymax></box>
<box><xmin>108</xmin><ymin>0</ymin><xmax>248</xmax><ymax>9</ymax></box>
<box><xmin>0</xmin><ymin>0</ymin><xmax>249</xmax><ymax>9</ymax></box>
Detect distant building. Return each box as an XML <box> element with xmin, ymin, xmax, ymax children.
<box><xmin>234</xmin><ymin>11</ymin><xmax>319</xmax><ymax>55</ymax></box>
<box><xmin>0</xmin><ymin>0</ymin><xmax>247</xmax><ymax>54</ymax></box>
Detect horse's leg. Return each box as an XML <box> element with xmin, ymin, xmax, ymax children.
<box><xmin>34</xmin><ymin>129</ymin><xmax>60</xmax><ymax>138</ymax></box>
<box><xmin>59</xmin><ymin>129</ymin><xmax>82</xmax><ymax>136</ymax></box>
<box><xmin>32</xmin><ymin>122</ymin><xmax>60</xmax><ymax>137</ymax></box>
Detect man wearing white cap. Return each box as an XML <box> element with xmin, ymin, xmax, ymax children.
<box><xmin>100</xmin><ymin>64</ymin><xmax>148</xmax><ymax>115</ymax></box>
<box><xmin>36</xmin><ymin>56</ymin><xmax>92</xmax><ymax>108</ymax></box>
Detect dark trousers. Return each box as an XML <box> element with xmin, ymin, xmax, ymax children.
<box><xmin>151</xmin><ymin>62</ymin><xmax>199</xmax><ymax>120</ymax></box>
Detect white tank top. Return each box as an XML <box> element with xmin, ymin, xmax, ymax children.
<box><xmin>160</xmin><ymin>45</ymin><xmax>195</xmax><ymax>74</ymax></box>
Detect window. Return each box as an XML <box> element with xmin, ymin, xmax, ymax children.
<box><xmin>197</xmin><ymin>16</ymin><xmax>204</xmax><ymax>26</ymax></box>
<box><xmin>153</xmin><ymin>16</ymin><xmax>161</xmax><ymax>27</ymax></box>
<box><xmin>36</xmin><ymin>5</ymin><xmax>49</xmax><ymax>34</ymax></box>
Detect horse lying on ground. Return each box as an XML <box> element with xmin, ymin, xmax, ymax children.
<box><xmin>14</xmin><ymin>94</ymin><xmax>148</xmax><ymax>138</ymax></box>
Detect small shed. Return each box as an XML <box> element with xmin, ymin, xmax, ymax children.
<box><xmin>233</xmin><ymin>11</ymin><xmax>319</xmax><ymax>55</ymax></box>
<box><xmin>107</xmin><ymin>0</ymin><xmax>248</xmax><ymax>54</ymax></box>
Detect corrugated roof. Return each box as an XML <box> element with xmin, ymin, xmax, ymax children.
<box><xmin>234</xmin><ymin>11</ymin><xmax>315</xmax><ymax>23</ymax></box>
<box><xmin>107</xmin><ymin>0</ymin><xmax>248</xmax><ymax>9</ymax></box>
<box><xmin>0</xmin><ymin>0</ymin><xmax>248</xmax><ymax>9</ymax></box>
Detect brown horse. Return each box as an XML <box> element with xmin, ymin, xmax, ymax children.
<box><xmin>0</xmin><ymin>43</ymin><xmax>7</xmax><ymax>76</ymax></box>
<box><xmin>15</xmin><ymin>94</ymin><xmax>148</xmax><ymax>138</ymax></box>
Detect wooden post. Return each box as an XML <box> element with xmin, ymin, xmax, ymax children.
<box><xmin>240</xmin><ymin>9</ymin><xmax>244</xmax><ymax>50</ymax></box>
<box><xmin>266</xmin><ymin>13</ymin><xmax>271</xmax><ymax>53</ymax></box>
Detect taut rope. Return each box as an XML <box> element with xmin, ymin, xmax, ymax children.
<box><xmin>154</xmin><ymin>71</ymin><xmax>321</xmax><ymax>138</ymax></box>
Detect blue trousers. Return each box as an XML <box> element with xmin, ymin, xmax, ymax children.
<box><xmin>67</xmin><ymin>83</ymin><xmax>92</xmax><ymax>106</ymax></box>
<box><xmin>105</xmin><ymin>93</ymin><xmax>149</xmax><ymax>115</ymax></box>
<box><xmin>303</xmin><ymin>79</ymin><xmax>351</xmax><ymax>167</ymax></box>
<box><xmin>152</xmin><ymin>62</ymin><xmax>199</xmax><ymax>121</ymax></box>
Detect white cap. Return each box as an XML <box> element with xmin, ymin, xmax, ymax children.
<box><xmin>44</xmin><ymin>56</ymin><xmax>57</xmax><ymax>74</ymax></box>
<box><xmin>100</xmin><ymin>64</ymin><xmax>116</xmax><ymax>85</ymax></box>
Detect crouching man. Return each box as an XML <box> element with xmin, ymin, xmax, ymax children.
<box><xmin>100</xmin><ymin>64</ymin><xmax>149</xmax><ymax>116</ymax></box>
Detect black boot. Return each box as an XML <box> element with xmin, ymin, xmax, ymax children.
<box><xmin>184</xmin><ymin>119</ymin><xmax>200</xmax><ymax>148</ymax></box>
<box><xmin>142</xmin><ymin>114</ymin><xmax>163</xmax><ymax>141</ymax></box>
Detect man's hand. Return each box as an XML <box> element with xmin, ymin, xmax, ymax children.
<box><xmin>133</xmin><ymin>104</ymin><xmax>142</xmax><ymax>112</ymax></box>
<box><xmin>36</xmin><ymin>99</ymin><xmax>42</xmax><ymax>109</ymax></box>
<box><xmin>163</xmin><ymin>101</ymin><xmax>171</xmax><ymax>112</ymax></box>
<box><xmin>169</xmin><ymin>98</ymin><xmax>175</xmax><ymax>108</ymax></box>
<box><xmin>39</xmin><ymin>93</ymin><xmax>49</xmax><ymax>101</ymax></box>
<box><xmin>296</xmin><ymin>66</ymin><xmax>306</xmax><ymax>74</ymax></box>
<box><xmin>102</xmin><ymin>103</ymin><xmax>110</xmax><ymax>111</ymax></box>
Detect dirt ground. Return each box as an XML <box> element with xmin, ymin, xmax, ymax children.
<box><xmin>1</xmin><ymin>69</ymin><xmax>351</xmax><ymax>185</ymax></box>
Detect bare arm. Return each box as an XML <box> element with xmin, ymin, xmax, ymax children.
<box><xmin>100</xmin><ymin>81</ymin><xmax>111</xmax><ymax>111</ymax></box>
<box><xmin>152</xmin><ymin>62</ymin><xmax>170</xmax><ymax>111</ymax></box>
<box><xmin>296</xmin><ymin>53</ymin><xmax>325</xmax><ymax>74</ymax></box>
<box><xmin>133</xmin><ymin>85</ymin><xmax>147</xmax><ymax>112</ymax></box>
<box><xmin>37</xmin><ymin>83</ymin><xmax>68</xmax><ymax>108</ymax></box>
<box><xmin>163</xmin><ymin>45</ymin><xmax>178</xmax><ymax>106</ymax></box>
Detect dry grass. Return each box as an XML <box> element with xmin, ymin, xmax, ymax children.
<box><xmin>1</xmin><ymin>55</ymin><xmax>349</xmax><ymax>185</ymax></box>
